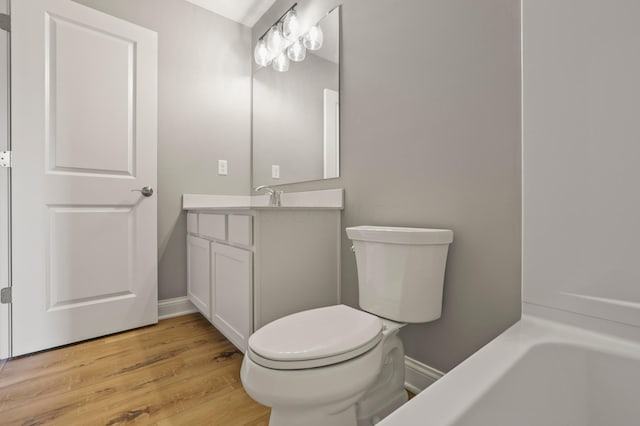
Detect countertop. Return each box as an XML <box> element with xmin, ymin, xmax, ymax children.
<box><xmin>182</xmin><ymin>188</ymin><xmax>344</xmax><ymax>210</ymax></box>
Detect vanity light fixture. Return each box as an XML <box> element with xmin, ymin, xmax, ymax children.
<box><xmin>254</xmin><ymin>39</ymin><xmax>271</xmax><ymax>67</ymax></box>
<box><xmin>253</xmin><ymin>3</ymin><xmax>324</xmax><ymax>71</ymax></box>
<box><xmin>266</xmin><ymin>25</ymin><xmax>286</xmax><ymax>54</ymax></box>
<box><xmin>273</xmin><ymin>51</ymin><xmax>290</xmax><ymax>72</ymax></box>
<box><xmin>287</xmin><ymin>39</ymin><xmax>306</xmax><ymax>62</ymax></box>
<box><xmin>303</xmin><ymin>25</ymin><xmax>323</xmax><ymax>51</ymax></box>
<box><xmin>282</xmin><ymin>10</ymin><xmax>300</xmax><ymax>41</ymax></box>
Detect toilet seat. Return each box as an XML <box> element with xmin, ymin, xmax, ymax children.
<box><xmin>248</xmin><ymin>305</ymin><xmax>383</xmax><ymax>370</ymax></box>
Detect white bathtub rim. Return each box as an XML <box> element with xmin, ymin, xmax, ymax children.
<box><xmin>379</xmin><ymin>310</ymin><xmax>640</xmax><ymax>426</ymax></box>
<box><xmin>379</xmin><ymin>318</ymin><xmax>533</xmax><ymax>426</ymax></box>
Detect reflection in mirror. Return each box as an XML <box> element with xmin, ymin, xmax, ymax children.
<box><xmin>253</xmin><ymin>6</ymin><xmax>340</xmax><ymax>187</ymax></box>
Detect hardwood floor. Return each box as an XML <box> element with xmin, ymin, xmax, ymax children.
<box><xmin>0</xmin><ymin>314</ymin><xmax>270</xmax><ymax>425</ymax></box>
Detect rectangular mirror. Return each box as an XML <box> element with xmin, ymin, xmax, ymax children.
<box><xmin>252</xmin><ymin>6</ymin><xmax>340</xmax><ymax>187</ymax></box>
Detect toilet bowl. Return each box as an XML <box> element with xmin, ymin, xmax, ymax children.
<box><xmin>240</xmin><ymin>226</ymin><xmax>453</xmax><ymax>426</ymax></box>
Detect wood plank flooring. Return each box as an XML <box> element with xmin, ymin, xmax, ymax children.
<box><xmin>0</xmin><ymin>313</ymin><xmax>270</xmax><ymax>425</ymax></box>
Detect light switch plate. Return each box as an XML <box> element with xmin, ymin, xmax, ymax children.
<box><xmin>218</xmin><ymin>160</ymin><xmax>228</xmax><ymax>176</ymax></box>
<box><xmin>272</xmin><ymin>165</ymin><xmax>280</xmax><ymax>179</ymax></box>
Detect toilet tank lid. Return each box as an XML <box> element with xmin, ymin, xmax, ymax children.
<box><xmin>346</xmin><ymin>226</ymin><xmax>453</xmax><ymax>245</ymax></box>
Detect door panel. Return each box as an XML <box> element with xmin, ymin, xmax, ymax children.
<box><xmin>11</xmin><ymin>0</ymin><xmax>158</xmax><ymax>356</ymax></box>
<box><xmin>47</xmin><ymin>14</ymin><xmax>135</xmax><ymax>176</ymax></box>
<box><xmin>48</xmin><ymin>207</ymin><xmax>134</xmax><ymax>308</ymax></box>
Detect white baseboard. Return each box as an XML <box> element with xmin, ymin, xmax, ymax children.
<box><xmin>158</xmin><ymin>297</ymin><xmax>197</xmax><ymax>320</ymax></box>
<box><xmin>404</xmin><ymin>356</ymin><xmax>445</xmax><ymax>394</ymax></box>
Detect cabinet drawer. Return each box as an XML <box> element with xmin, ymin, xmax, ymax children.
<box><xmin>187</xmin><ymin>213</ymin><xmax>198</xmax><ymax>234</ymax></box>
<box><xmin>228</xmin><ymin>215</ymin><xmax>253</xmax><ymax>246</ymax></box>
<box><xmin>199</xmin><ymin>214</ymin><xmax>226</xmax><ymax>240</ymax></box>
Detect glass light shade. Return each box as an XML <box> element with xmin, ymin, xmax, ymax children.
<box><xmin>282</xmin><ymin>10</ymin><xmax>300</xmax><ymax>41</ymax></box>
<box><xmin>303</xmin><ymin>25</ymin><xmax>323</xmax><ymax>50</ymax></box>
<box><xmin>287</xmin><ymin>39</ymin><xmax>306</xmax><ymax>62</ymax></box>
<box><xmin>254</xmin><ymin>39</ymin><xmax>271</xmax><ymax>67</ymax></box>
<box><xmin>272</xmin><ymin>51</ymin><xmax>290</xmax><ymax>72</ymax></box>
<box><xmin>267</xmin><ymin>26</ymin><xmax>285</xmax><ymax>54</ymax></box>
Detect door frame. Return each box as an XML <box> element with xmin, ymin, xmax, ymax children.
<box><xmin>0</xmin><ymin>0</ymin><xmax>11</xmax><ymax>360</ymax></box>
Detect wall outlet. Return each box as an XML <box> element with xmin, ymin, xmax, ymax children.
<box><xmin>218</xmin><ymin>160</ymin><xmax>228</xmax><ymax>176</ymax></box>
<box><xmin>272</xmin><ymin>165</ymin><xmax>280</xmax><ymax>179</ymax></box>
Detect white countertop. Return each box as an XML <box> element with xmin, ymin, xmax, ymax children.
<box><xmin>182</xmin><ymin>188</ymin><xmax>344</xmax><ymax>210</ymax></box>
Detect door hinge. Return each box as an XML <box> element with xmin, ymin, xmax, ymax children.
<box><xmin>0</xmin><ymin>151</ymin><xmax>11</xmax><ymax>168</ymax></box>
<box><xmin>0</xmin><ymin>14</ymin><xmax>9</xmax><ymax>32</ymax></box>
<box><xmin>0</xmin><ymin>287</ymin><xmax>10</xmax><ymax>304</ymax></box>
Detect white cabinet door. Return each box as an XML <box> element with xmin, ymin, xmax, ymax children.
<box><xmin>211</xmin><ymin>243</ymin><xmax>252</xmax><ymax>352</ymax></box>
<box><xmin>11</xmin><ymin>0</ymin><xmax>158</xmax><ymax>356</ymax></box>
<box><xmin>187</xmin><ymin>236</ymin><xmax>211</xmax><ymax>319</ymax></box>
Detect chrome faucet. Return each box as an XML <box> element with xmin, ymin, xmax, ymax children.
<box><xmin>254</xmin><ymin>185</ymin><xmax>283</xmax><ymax>207</ymax></box>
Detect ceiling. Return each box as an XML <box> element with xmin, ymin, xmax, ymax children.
<box><xmin>184</xmin><ymin>0</ymin><xmax>277</xmax><ymax>27</ymax></box>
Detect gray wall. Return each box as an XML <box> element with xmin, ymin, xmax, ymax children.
<box><xmin>74</xmin><ymin>0</ymin><xmax>252</xmax><ymax>299</ymax></box>
<box><xmin>253</xmin><ymin>53</ymin><xmax>338</xmax><ymax>185</ymax></box>
<box><xmin>254</xmin><ymin>0</ymin><xmax>521</xmax><ymax>372</ymax></box>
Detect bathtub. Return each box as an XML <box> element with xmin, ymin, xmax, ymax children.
<box><xmin>380</xmin><ymin>306</ymin><xmax>640</xmax><ymax>426</ymax></box>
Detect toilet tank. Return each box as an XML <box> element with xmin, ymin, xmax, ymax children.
<box><xmin>346</xmin><ymin>226</ymin><xmax>453</xmax><ymax>323</ymax></box>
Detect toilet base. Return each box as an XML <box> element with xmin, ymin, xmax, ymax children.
<box><xmin>358</xmin><ymin>389</ymin><xmax>407</xmax><ymax>426</ymax></box>
<box><xmin>356</xmin><ymin>324</ymin><xmax>409</xmax><ymax>425</ymax></box>
<box><xmin>270</xmin><ymin>404</ymin><xmax>357</xmax><ymax>426</ymax></box>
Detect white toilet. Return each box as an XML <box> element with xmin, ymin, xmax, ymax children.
<box><xmin>240</xmin><ymin>225</ymin><xmax>453</xmax><ymax>426</ymax></box>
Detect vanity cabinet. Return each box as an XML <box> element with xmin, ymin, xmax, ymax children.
<box><xmin>186</xmin><ymin>209</ymin><xmax>341</xmax><ymax>352</ymax></box>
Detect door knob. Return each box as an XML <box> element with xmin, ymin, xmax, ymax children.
<box><xmin>132</xmin><ymin>186</ymin><xmax>154</xmax><ymax>197</ymax></box>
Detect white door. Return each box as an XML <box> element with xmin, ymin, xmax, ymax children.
<box><xmin>11</xmin><ymin>0</ymin><xmax>158</xmax><ymax>356</ymax></box>
<box><xmin>323</xmin><ymin>88</ymin><xmax>339</xmax><ymax>179</ymax></box>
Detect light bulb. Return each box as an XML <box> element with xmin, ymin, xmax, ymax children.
<box><xmin>287</xmin><ymin>39</ymin><xmax>306</xmax><ymax>62</ymax></box>
<box><xmin>266</xmin><ymin>26</ymin><xmax>285</xmax><ymax>54</ymax></box>
<box><xmin>272</xmin><ymin>51</ymin><xmax>290</xmax><ymax>72</ymax></box>
<box><xmin>254</xmin><ymin>39</ymin><xmax>271</xmax><ymax>67</ymax></box>
<box><xmin>303</xmin><ymin>25</ymin><xmax>323</xmax><ymax>51</ymax></box>
<box><xmin>282</xmin><ymin>10</ymin><xmax>300</xmax><ymax>41</ymax></box>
